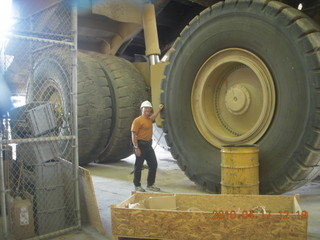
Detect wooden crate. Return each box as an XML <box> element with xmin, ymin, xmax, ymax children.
<box><xmin>111</xmin><ymin>192</ymin><xmax>307</xmax><ymax>240</ymax></box>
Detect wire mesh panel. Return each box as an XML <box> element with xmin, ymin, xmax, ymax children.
<box><xmin>0</xmin><ymin>1</ymin><xmax>79</xmax><ymax>239</ymax></box>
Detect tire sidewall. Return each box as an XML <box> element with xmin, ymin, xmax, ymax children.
<box><xmin>27</xmin><ymin>55</ymin><xmax>72</xmax><ymax>154</ymax></box>
<box><xmin>164</xmin><ymin>6</ymin><xmax>313</xmax><ymax>192</ymax></box>
<box><xmin>28</xmin><ymin>56</ymin><xmax>71</xmax><ymax>127</ymax></box>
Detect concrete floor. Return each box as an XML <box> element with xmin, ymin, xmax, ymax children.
<box><xmin>53</xmin><ymin>146</ymin><xmax>320</xmax><ymax>240</ymax></box>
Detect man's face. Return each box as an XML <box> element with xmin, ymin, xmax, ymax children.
<box><xmin>141</xmin><ymin>107</ymin><xmax>152</xmax><ymax>117</ymax></box>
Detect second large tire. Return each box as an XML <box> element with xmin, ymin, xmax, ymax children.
<box><xmin>161</xmin><ymin>0</ymin><xmax>320</xmax><ymax>194</ymax></box>
<box><xmin>27</xmin><ymin>51</ymin><xmax>112</xmax><ymax>165</ymax></box>
<box><xmin>93</xmin><ymin>54</ymin><xmax>149</xmax><ymax>163</ymax></box>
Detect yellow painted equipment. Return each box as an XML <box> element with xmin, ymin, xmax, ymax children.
<box><xmin>220</xmin><ymin>145</ymin><xmax>259</xmax><ymax>195</ymax></box>
<box><xmin>7</xmin><ymin>0</ymin><xmax>320</xmax><ymax>195</ymax></box>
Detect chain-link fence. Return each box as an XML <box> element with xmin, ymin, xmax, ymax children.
<box><xmin>0</xmin><ymin>1</ymin><xmax>79</xmax><ymax>239</ymax></box>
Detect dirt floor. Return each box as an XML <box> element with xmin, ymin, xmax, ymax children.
<box><xmin>82</xmin><ymin>146</ymin><xmax>320</xmax><ymax>240</ymax></box>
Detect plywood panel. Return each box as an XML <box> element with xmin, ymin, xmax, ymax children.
<box><xmin>111</xmin><ymin>193</ymin><xmax>307</xmax><ymax>240</ymax></box>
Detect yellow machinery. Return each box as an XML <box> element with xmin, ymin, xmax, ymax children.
<box><xmin>6</xmin><ymin>0</ymin><xmax>320</xmax><ymax>195</ymax></box>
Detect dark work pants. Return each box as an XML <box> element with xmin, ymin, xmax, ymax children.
<box><xmin>133</xmin><ymin>140</ymin><xmax>158</xmax><ymax>187</ymax></box>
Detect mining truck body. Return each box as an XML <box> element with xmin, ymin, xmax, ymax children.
<box><xmin>6</xmin><ymin>0</ymin><xmax>320</xmax><ymax>194</ymax></box>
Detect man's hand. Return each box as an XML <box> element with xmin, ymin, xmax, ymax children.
<box><xmin>135</xmin><ymin>148</ymin><xmax>142</xmax><ymax>157</ymax></box>
<box><xmin>150</xmin><ymin>104</ymin><xmax>165</xmax><ymax>121</ymax></box>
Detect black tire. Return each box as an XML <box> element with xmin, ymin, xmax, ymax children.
<box><xmin>77</xmin><ymin>53</ymin><xmax>112</xmax><ymax>165</ymax></box>
<box><xmin>92</xmin><ymin>54</ymin><xmax>149</xmax><ymax>163</ymax></box>
<box><xmin>27</xmin><ymin>51</ymin><xmax>112</xmax><ymax>165</ymax></box>
<box><xmin>161</xmin><ymin>0</ymin><xmax>320</xmax><ymax>194</ymax></box>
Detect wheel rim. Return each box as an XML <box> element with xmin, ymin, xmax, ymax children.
<box><xmin>36</xmin><ymin>78</ymin><xmax>69</xmax><ymax>136</ymax></box>
<box><xmin>38</xmin><ymin>80</ymin><xmax>63</xmax><ymax>107</ymax></box>
<box><xmin>191</xmin><ymin>48</ymin><xmax>276</xmax><ymax>147</ymax></box>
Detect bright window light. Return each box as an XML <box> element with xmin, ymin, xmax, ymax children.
<box><xmin>298</xmin><ymin>3</ymin><xmax>303</xmax><ymax>10</ymax></box>
<box><xmin>0</xmin><ymin>0</ymin><xmax>13</xmax><ymax>43</ymax></box>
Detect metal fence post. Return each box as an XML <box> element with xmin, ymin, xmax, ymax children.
<box><xmin>0</xmin><ymin>125</ymin><xmax>8</xmax><ymax>238</ymax></box>
<box><xmin>71</xmin><ymin>2</ymin><xmax>81</xmax><ymax>229</ymax></box>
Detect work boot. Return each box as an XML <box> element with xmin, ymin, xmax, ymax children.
<box><xmin>135</xmin><ymin>186</ymin><xmax>145</xmax><ymax>192</ymax></box>
<box><xmin>146</xmin><ymin>185</ymin><xmax>160</xmax><ymax>192</ymax></box>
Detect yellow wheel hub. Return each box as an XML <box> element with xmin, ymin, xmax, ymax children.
<box><xmin>191</xmin><ymin>48</ymin><xmax>275</xmax><ymax>147</ymax></box>
<box><xmin>38</xmin><ymin>79</ymin><xmax>64</xmax><ymax>126</ymax></box>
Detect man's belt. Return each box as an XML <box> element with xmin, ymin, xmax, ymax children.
<box><xmin>138</xmin><ymin>140</ymin><xmax>152</xmax><ymax>145</ymax></box>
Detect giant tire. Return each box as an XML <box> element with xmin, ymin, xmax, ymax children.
<box><xmin>161</xmin><ymin>0</ymin><xmax>320</xmax><ymax>194</ymax></box>
<box><xmin>27</xmin><ymin>51</ymin><xmax>112</xmax><ymax>165</ymax></box>
<box><xmin>92</xmin><ymin>54</ymin><xmax>149</xmax><ymax>163</ymax></box>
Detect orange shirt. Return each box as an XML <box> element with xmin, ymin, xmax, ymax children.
<box><xmin>131</xmin><ymin>116</ymin><xmax>153</xmax><ymax>141</ymax></box>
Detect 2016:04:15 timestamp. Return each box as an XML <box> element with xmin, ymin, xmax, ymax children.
<box><xmin>212</xmin><ymin>210</ymin><xmax>308</xmax><ymax>220</ymax></box>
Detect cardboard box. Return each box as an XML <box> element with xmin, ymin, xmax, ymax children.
<box><xmin>144</xmin><ymin>195</ymin><xmax>177</xmax><ymax>210</ymax></box>
<box><xmin>6</xmin><ymin>193</ymin><xmax>35</xmax><ymax>240</ymax></box>
<box><xmin>111</xmin><ymin>192</ymin><xmax>307</xmax><ymax>240</ymax></box>
<box><xmin>128</xmin><ymin>195</ymin><xmax>177</xmax><ymax>210</ymax></box>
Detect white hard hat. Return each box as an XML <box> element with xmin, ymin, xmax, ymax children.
<box><xmin>140</xmin><ymin>100</ymin><xmax>153</xmax><ymax>108</ymax></box>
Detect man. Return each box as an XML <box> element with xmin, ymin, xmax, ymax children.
<box><xmin>131</xmin><ymin>100</ymin><xmax>164</xmax><ymax>192</ymax></box>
